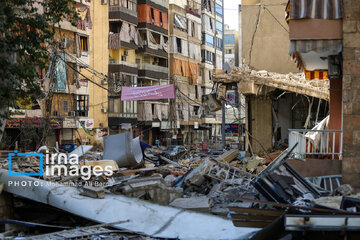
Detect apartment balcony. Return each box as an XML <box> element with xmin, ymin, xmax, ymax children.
<box><xmin>138</xmin><ymin>63</ymin><xmax>168</xmax><ymax>80</ymax></box>
<box><xmin>138</xmin><ymin>0</ymin><xmax>168</xmax><ymax>9</ymax></box>
<box><xmin>288</xmin><ymin>129</ymin><xmax>343</xmax><ymax>161</ymax></box>
<box><xmin>109</xmin><ymin>1</ymin><xmax>138</xmax><ymax>25</ymax></box>
<box><xmin>108</xmin><ymin>60</ymin><xmax>138</xmax><ymax>75</ymax></box>
<box><xmin>57</xmin><ymin>19</ymin><xmax>89</xmax><ymax>36</ymax></box>
<box><xmin>9</xmin><ymin>109</ymin><xmax>43</xmax><ymax>119</ymax></box>
<box><xmin>108</xmin><ymin>33</ymin><xmax>138</xmax><ymax>50</ymax></box>
<box><xmin>186</xmin><ymin>6</ymin><xmax>201</xmax><ymax>18</ymax></box>
<box><xmin>73</xmin><ymin>0</ymin><xmax>90</xmax><ymax>6</ymax></box>
<box><xmin>136</xmin><ymin>43</ymin><xmax>168</xmax><ymax>58</ymax></box>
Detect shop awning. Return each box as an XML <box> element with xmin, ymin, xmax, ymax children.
<box><xmin>290</xmin><ymin>0</ymin><xmax>344</xmax><ymax>20</ymax></box>
<box><xmin>289</xmin><ymin>39</ymin><xmax>342</xmax><ymax>55</ymax></box>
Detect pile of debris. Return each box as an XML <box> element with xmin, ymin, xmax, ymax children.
<box><xmin>214</xmin><ymin>64</ymin><xmax>329</xmax><ymax>100</ymax></box>
<box><xmin>1</xmin><ymin>133</ymin><xmax>360</xmax><ymax>239</ymax></box>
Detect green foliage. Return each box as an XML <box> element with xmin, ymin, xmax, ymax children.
<box><xmin>0</xmin><ymin>0</ymin><xmax>78</xmax><ymax>117</ymax></box>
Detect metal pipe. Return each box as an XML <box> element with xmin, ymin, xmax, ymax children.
<box><xmin>222</xmin><ymin>100</ymin><xmax>226</xmax><ymax>149</ymax></box>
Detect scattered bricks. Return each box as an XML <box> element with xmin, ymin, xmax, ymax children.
<box><xmin>113</xmin><ymin>176</ymin><xmax>183</xmax><ymax>205</ymax></box>
<box><xmin>343</xmin><ymin>20</ymin><xmax>357</xmax><ymax>33</ymax></box>
<box><xmin>80</xmin><ymin>186</ymin><xmax>105</xmax><ymax>199</ymax></box>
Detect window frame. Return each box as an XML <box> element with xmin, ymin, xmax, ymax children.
<box><xmin>216</xmin><ymin>21</ymin><xmax>223</xmax><ymax>35</ymax></box>
<box><xmin>215</xmin><ymin>3</ymin><xmax>223</xmax><ymax>17</ymax></box>
<box><xmin>74</xmin><ymin>95</ymin><xmax>89</xmax><ymax>117</ymax></box>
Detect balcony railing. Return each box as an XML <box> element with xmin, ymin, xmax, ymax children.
<box><xmin>109</xmin><ymin>0</ymin><xmax>137</xmax><ymax>12</ymax></box>
<box><xmin>109</xmin><ymin>60</ymin><xmax>137</xmax><ymax>68</ymax></box>
<box><xmin>289</xmin><ymin>129</ymin><xmax>343</xmax><ymax>160</ymax></box>
<box><xmin>186</xmin><ymin>6</ymin><xmax>201</xmax><ymax>18</ymax></box>
<box><xmin>138</xmin><ymin>63</ymin><xmax>168</xmax><ymax>74</ymax></box>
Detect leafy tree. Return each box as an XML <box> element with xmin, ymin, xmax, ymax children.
<box><xmin>0</xmin><ymin>0</ymin><xmax>78</xmax><ymax>142</ymax></box>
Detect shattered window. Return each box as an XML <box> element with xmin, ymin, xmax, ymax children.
<box><xmin>74</xmin><ymin>95</ymin><xmax>89</xmax><ymax>117</ymax></box>
<box><xmin>174</xmin><ymin>14</ymin><xmax>187</xmax><ymax>32</ymax></box>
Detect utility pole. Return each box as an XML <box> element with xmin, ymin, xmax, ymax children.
<box><xmin>222</xmin><ymin>100</ymin><xmax>225</xmax><ymax>149</ymax></box>
<box><xmin>221</xmin><ymin>2</ymin><xmax>226</xmax><ymax>150</ymax></box>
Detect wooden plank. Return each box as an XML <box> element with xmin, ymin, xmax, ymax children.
<box><xmin>230</xmin><ymin>214</ymin><xmax>278</xmax><ymax>221</ymax></box>
<box><xmin>232</xmin><ymin>220</ymin><xmax>271</xmax><ymax>228</ymax></box>
<box><xmin>228</xmin><ymin>207</ymin><xmax>284</xmax><ymax>217</ymax></box>
<box><xmin>80</xmin><ymin>186</ymin><xmax>105</xmax><ymax>199</ymax></box>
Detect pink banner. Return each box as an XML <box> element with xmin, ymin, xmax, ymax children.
<box><xmin>121</xmin><ymin>84</ymin><xmax>175</xmax><ymax>101</ymax></box>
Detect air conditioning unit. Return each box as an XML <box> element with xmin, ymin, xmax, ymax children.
<box><xmin>101</xmin><ymin>79</ymin><xmax>108</xmax><ymax>85</ymax></box>
<box><xmin>101</xmin><ymin>0</ymin><xmax>108</xmax><ymax>4</ymax></box>
<box><xmin>101</xmin><ymin>108</ymin><xmax>108</xmax><ymax>113</ymax></box>
<box><xmin>123</xmin><ymin>50</ymin><xmax>129</xmax><ymax>56</ymax></box>
<box><xmin>69</xmin><ymin>111</ymin><xmax>76</xmax><ymax>116</ymax></box>
<box><xmin>53</xmin><ymin>111</ymin><xmax>59</xmax><ymax>116</ymax></box>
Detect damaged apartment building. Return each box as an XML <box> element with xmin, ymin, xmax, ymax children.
<box><xmin>3</xmin><ymin>0</ymin><xmax>109</xmax><ymax>151</ymax></box>
<box><xmin>108</xmin><ymin>0</ymin><xmax>171</xmax><ymax>144</ymax></box>
<box><xmin>168</xmin><ymin>0</ymin><xmax>224</xmax><ymax>144</ymax></box>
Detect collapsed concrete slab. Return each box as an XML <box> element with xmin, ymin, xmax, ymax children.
<box><xmin>0</xmin><ymin>170</ymin><xmax>258</xmax><ymax>240</ymax></box>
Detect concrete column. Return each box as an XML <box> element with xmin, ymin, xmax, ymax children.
<box><xmin>342</xmin><ymin>0</ymin><xmax>360</xmax><ymax>189</ymax></box>
<box><xmin>247</xmin><ymin>95</ymin><xmax>272</xmax><ymax>155</ymax></box>
<box><xmin>329</xmin><ymin>79</ymin><xmax>342</xmax><ymax>154</ymax></box>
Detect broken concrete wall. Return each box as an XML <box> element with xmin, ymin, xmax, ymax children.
<box><xmin>241</xmin><ymin>0</ymin><xmax>299</xmax><ymax>73</ymax></box>
<box><xmin>247</xmin><ymin>95</ymin><xmax>273</xmax><ymax>154</ymax></box>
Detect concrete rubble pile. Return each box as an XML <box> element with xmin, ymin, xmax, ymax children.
<box><xmin>1</xmin><ymin>133</ymin><xmax>360</xmax><ymax>239</ymax></box>
<box><xmin>214</xmin><ymin>64</ymin><xmax>330</xmax><ymax>100</ymax></box>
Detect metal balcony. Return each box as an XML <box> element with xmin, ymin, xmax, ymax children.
<box><xmin>288</xmin><ymin>129</ymin><xmax>343</xmax><ymax>160</ymax></box>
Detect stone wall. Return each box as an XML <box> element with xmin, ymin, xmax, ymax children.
<box><xmin>342</xmin><ymin>0</ymin><xmax>360</xmax><ymax>189</ymax></box>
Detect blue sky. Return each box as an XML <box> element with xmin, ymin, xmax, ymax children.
<box><xmin>224</xmin><ymin>0</ymin><xmax>242</xmax><ymax>30</ymax></box>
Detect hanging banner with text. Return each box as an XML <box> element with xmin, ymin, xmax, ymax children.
<box><xmin>121</xmin><ymin>84</ymin><xmax>175</xmax><ymax>101</ymax></box>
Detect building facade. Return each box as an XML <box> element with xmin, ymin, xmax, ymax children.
<box><xmin>224</xmin><ymin>25</ymin><xmax>239</xmax><ymax>68</ymax></box>
<box><xmin>107</xmin><ymin>0</ymin><xmax>139</xmax><ymax>136</ymax></box>
<box><xmin>136</xmin><ymin>0</ymin><xmax>170</xmax><ymax>144</ymax></box>
<box><xmin>286</xmin><ymin>0</ymin><xmax>360</xmax><ymax>189</ymax></box>
<box><xmin>167</xmin><ymin>0</ymin><xmax>225</xmax><ymax>145</ymax></box>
